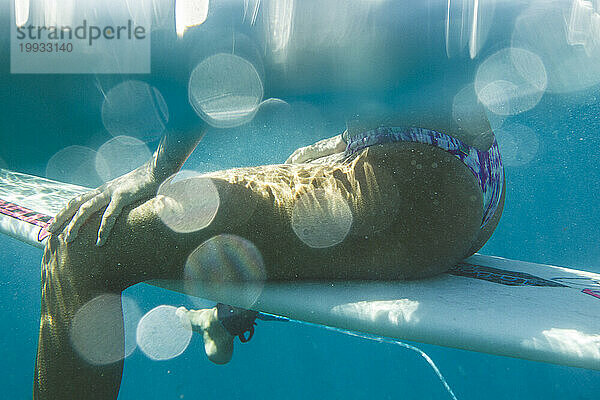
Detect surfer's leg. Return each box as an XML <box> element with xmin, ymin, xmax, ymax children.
<box><xmin>33</xmin><ymin>183</ymin><xmax>253</xmax><ymax>398</ymax></box>
<box><xmin>33</xmin><ymin>174</ymin><xmax>282</xmax><ymax>397</ymax></box>
<box><xmin>35</xmin><ymin>236</ymin><xmax>125</xmax><ymax>399</ymax></box>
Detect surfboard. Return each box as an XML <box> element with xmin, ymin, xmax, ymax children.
<box><xmin>1</xmin><ymin>167</ymin><xmax>599</xmax><ymax>371</ymax></box>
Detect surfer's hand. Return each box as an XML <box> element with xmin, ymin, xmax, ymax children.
<box><xmin>285</xmin><ymin>134</ymin><xmax>346</xmax><ymax>164</ymax></box>
<box><xmin>47</xmin><ymin>162</ymin><xmax>160</xmax><ymax>246</ymax></box>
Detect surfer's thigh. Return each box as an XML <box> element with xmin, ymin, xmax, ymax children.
<box><xmin>352</xmin><ymin>142</ymin><xmax>484</xmax><ymax>278</ymax></box>
<box><xmin>44</xmin><ymin>196</ymin><xmax>205</xmax><ymax>292</ymax></box>
<box><xmin>44</xmin><ymin>179</ymin><xmax>269</xmax><ymax>289</ymax></box>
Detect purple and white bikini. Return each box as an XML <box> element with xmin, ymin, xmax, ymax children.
<box><xmin>343</xmin><ymin>127</ymin><xmax>504</xmax><ymax>228</ymax></box>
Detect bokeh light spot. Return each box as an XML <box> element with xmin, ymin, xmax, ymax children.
<box><xmin>495</xmin><ymin>123</ymin><xmax>540</xmax><ymax>167</ymax></box>
<box><xmin>95</xmin><ymin>135</ymin><xmax>151</xmax><ymax>183</ymax></box>
<box><xmin>184</xmin><ymin>234</ymin><xmax>266</xmax><ymax>308</ymax></box>
<box><xmin>70</xmin><ymin>294</ymin><xmax>139</xmax><ymax>365</ymax></box>
<box><xmin>101</xmin><ymin>80</ymin><xmax>169</xmax><ymax>143</ymax></box>
<box><xmin>136</xmin><ymin>305</ymin><xmax>192</xmax><ymax>361</ymax></box>
<box><xmin>475</xmin><ymin>47</ymin><xmax>547</xmax><ymax>116</ymax></box>
<box><xmin>188</xmin><ymin>53</ymin><xmax>263</xmax><ymax>128</ymax></box>
<box><xmin>156</xmin><ymin>173</ymin><xmax>220</xmax><ymax>233</ymax></box>
<box><xmin>46</xmin><ymin>145</ymin><xmax>102</xmax><ymax>187</ymax></box>
<box><xmin>291</xmin><ymin>188</ymin><xmax>353</xmax><ymax>248</ymax></box>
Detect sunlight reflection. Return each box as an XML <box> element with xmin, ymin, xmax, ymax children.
<box><xmin>124</xmin><ymin>0</ymin><xmax>153</xmax><ymax>26</ymax></box>
<box><xmin>445</xmin><ymin>0</ymin><xmax>495</xmax><ymax>58</ymax></box>
<box><xmin>468</xmin><ymin>0</ymin><xmax>495</xmax><ymax>59</ymax></box>
<box><xmin>150</xmin><ymin>0</ymin><xmax>176</xmax><ymax>31</ymax></box>
<box><xmin>176</xmin><ymin>0</ymin><xmax>209</xmax><ymax>38</ymax></box>
<box><xmin>14</xmin><ymin>0</ymin><xmax>29</xmax><ymax>27</ymax></box>
<box><xmin>567</xmin><ymin>0</ymin><xmax>600</xmax><ymax>58</ymax></box>
<box><xmin>332</xmin><ymin>299</ymin><xmax>420</xmax><ymax>325</ymax></box>
<box><xmin>523</xmin><ymin>328</ymin><xmax>600</xmax><ymax>360</ymax></box>
<box><xmin>243</xmin><ymin>0</ymin><xmax>261</xmax><ymax>26</ymax></box>
<box><xmin>263</xmin><ymin>0</ymin><xmax>294</xmax><ymax>61</ymax></box>
<box><xmin>512</xmin><ymin>1</ymin><xmax>600</xmax><ymax>93</ymax></box>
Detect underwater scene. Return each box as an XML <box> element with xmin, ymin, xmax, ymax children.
<box><xmin>0</xmin><ymin>0</ymin><xmax>599</xmax><ymax>399</ymax></box>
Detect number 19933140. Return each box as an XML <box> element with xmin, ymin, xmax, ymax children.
<box><xmin>19</xmin><ymin>42</ymin><xmax>73</xmax><ymax>52</ymax></box>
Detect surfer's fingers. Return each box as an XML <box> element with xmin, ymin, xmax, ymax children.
<box><xmin>95</xmin><ymin>196</ymin><xmax>125</xmax><ymax>246</ymax></box>
<box><xmin>64</xmin><ymin>194</ymin><xmax>110</xmax><ymax>243</ymax></box>
<box><xmin>48</xmin><ymin>190</ymin><xmax>100</xmax><ymax>233</ymax></box>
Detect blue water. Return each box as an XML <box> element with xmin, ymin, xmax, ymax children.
<box><xmin>2</xmin><ymin>1</ymin><xmax>600</xmax><ymax>399</ymax></box>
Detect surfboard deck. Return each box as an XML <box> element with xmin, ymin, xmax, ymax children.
<box><xmin>1</xmin><ymin>168</ymin><xmax>599</xmax><ymax>371</ymax></box>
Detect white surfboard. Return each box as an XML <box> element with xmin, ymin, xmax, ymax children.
<box><xmin>1</xmin><ymin>168</ymin><xmax>599</xmax><ymax>371</ymax></box>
